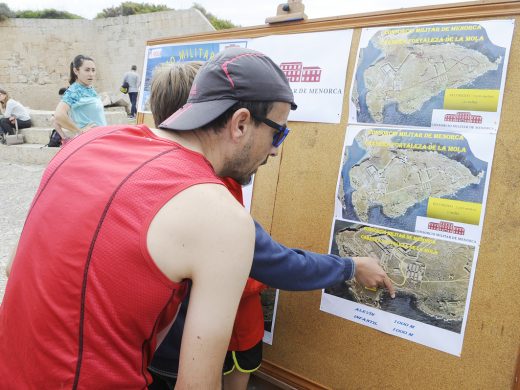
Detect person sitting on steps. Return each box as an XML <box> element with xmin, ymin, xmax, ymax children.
<box><xmin>0</xmin><ymin>88</ymin><xmax>32</xmax><ymax>144</ymax></box>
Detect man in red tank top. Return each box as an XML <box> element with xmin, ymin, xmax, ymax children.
<box><xmin>146</xmin><ymin>61</ymin><xmax>394</xmax><ymax>390</ymax></box>
<box><xmin>1</xmin><ymin>47</ymin><xmax>298</xmax><ymax>389</ymax></box>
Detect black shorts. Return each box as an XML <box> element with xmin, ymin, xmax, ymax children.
<box><xmin>223</xmin><ymin>341</ymin><xmax>263</xmax><ymax>375</ymax></box>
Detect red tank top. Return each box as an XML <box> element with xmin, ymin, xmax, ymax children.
<box><xmin>0</xmin><ymin>125</ymin><xmax>223</xmax><ymax>388</ymax></box>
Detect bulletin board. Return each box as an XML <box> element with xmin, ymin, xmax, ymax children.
<box><xmin>139</xmin><ymin>1</ymin><xmax>520</xmax><ymax>388</ymax></box>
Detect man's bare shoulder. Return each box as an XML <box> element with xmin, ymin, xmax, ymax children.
<box><xmin>147</xmin><ymin>183</ymin><xmax>254</xmax><ymax>282</ymax></box>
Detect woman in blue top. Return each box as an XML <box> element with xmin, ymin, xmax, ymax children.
<box><xmin>54</xmin><ymin>55</ymin><xmax>106</xmax><ymax>139</ymax></box>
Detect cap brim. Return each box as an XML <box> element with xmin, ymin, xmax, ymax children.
<box><xmin>159</xmin><ymin>99</ymin><xmax>237</xmax><ymax>131</ymax></box>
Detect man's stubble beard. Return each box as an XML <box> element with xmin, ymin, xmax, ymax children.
<box><xmin>220</xmin><ymin>136</ymin><xmax>260</xmax><ymax>186</ymax></box>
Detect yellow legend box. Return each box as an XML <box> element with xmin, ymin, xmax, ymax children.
<box><xmin>444</xmin><ymin>89</ymin><xmax>499</xmax><ymax>112</ymax></box>
<box><xmin>427</xmin><ymin>197</ymin><xmax>482</xmax><ymax>225</ymax></box>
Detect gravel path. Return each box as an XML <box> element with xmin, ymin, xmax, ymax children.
<box><xmin>0</xmin><ymin>161</ymin><xmax>45</xmax><ymax>302</ymax></box>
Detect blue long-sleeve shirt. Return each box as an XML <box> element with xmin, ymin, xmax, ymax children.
<box><xmin>149</xmin><ymin>221</ymin><xmax>355</xmax><ymax>376</ymax></box>
<box><xmin>250</xmin><ymin>221</ymin><xmax>355</xmax><ymax>289</ymax></box>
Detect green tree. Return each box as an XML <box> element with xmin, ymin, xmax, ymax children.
<box><xmin>0</xmin><ymin>2</ymin><xmax>15</xmax><ymax>21</ymax></box>
<box><xmin>191</xmin><ymin>3</ymin><xmax>238</xmax><ymax>30</ymax></box>
<box><xmin>16</xmin><ymin>9</ymin><xmax>83</xmax><ymax>19</ymax></box>
<box><xmin>96</xmin><ymin>1</ymin><xmax>170</xmax><ymax>18</ymax></box>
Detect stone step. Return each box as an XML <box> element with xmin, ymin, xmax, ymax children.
<box><xmin>28</xmin><ymin>110</ymin><xmax>55</xmax><ymax>128</ymax></box>
<box><xmin>106</xmin><ymin>111</ymin><xmax>131</xmax><ymax>125</ymax></box>
<box><xmin>3</xmin><ymin>112</ymin><xmax>133</xmax><ymax>165</ymax></box>
<box><xmin>29</xmin><ymin>109</ymin><xmax>130</xmax><ymax>127</ymax></box>
<box><xmin>21</xmin><ymin>127</ymin><xmax>53</xmax><ymax>145</ymax></box>
<box><xmin>0</xmin><ymin>143</ymin><xmax>59</xmax><ymax>165</ymax></box>
<box><xmin>105</xmin><ymin>106</ymin><xmax>127</xmax><ymax>112</ymax></box>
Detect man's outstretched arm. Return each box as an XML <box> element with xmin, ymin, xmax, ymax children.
<box><xmin>250</xmin><ymin>221</ymin><xmax>394</xmax><ymax>297</ymax></box>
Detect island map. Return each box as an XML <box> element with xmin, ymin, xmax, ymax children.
<box><xmin>320</xmin><ymin>221</ymin><xmax>478</xmax><ymax>355</ymax></box>
<box><xmin>325</xmin><ymin>221</ymin><xmax>475</xmax><ymax>332</ymax></box>
<box><xmin>349</xmin><ymin>20</ymin><xmax>514</xmax><ymax>128</ymax></box>
<box><xmin>336</xmin><ymin>126</ymin><xmax>494</xmax><ymax>243</ymax></box>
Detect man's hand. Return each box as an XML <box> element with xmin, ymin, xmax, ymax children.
<box><xmin>352</xmin><ymin>256</ymin><xmax>395</xmax><ymax>298</ymax></box>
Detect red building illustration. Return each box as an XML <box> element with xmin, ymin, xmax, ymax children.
<box><xmin>280</xmin><ymin>62</ymin><xmax>323</xmax><ymax>83</ymax></box>
<box><xmin>444</xmin><ymin>111</ymin><xmax>482</xmax><ymax>124</ymax></box>
<box><xmin>302</xmin><ymin>66</ymin><xmax>322</xmax><ymax>82</ymax></box>
<box><xmin>280</xmin><ymin>62</ymin><xmax>302</xmax><ymax>82</ymax></box>
<box><xmin>428</xmin><ymin>221</ymin><xmax>465</xmax><ymax>235</ymax></box>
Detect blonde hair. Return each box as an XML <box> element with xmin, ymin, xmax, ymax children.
<box><xmin>0</xmin><ymin>88</ymin><xmax>10</xmax><ymax>110</ymax></box>
<box><xmin>149</xmin><ymin>62</ymin><xmax>203</xmax><ymax>127</ymax></box>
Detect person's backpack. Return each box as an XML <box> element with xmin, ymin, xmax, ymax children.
<box><xmin>47</xmin><ymin>129</ymin><xmax>62</xmax><ymax>147</ymax></box>
<box><xmin>120</xmin><ymin>81</ymin><xmax>129</xmax><ymax>94</ymax></box>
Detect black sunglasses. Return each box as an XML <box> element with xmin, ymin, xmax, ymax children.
<box><xmin>251</xmin><ymin>114</ymin><xmax>290</xmax><ymax>147</ymax></box>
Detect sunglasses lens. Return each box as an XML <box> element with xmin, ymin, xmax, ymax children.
<box><xmin>273</xmin><ymin>128</ymin><xmax>289</xmax><ymax>147</ymax></box>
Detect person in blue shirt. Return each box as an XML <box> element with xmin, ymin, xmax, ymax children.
<box><xmin>122</xmin><ymin>65</ymin><xmax>141</xmax><ymax>118</ymax></box>
<box><xmin>54</xmin><ymin>54</ymin><xmax>107</xmax><ymax>140</ymax></box>
<box><xmin>146</xmin><ymin>62</ymin><xmax>394</xmax><ymax>390</ymax></box>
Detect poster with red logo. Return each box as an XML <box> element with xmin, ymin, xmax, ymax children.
<box><xmin>320</xmin><ymin>124</ymin><xmax>496</xmax><ymax>355</ymax></box>
<box><xmin>249</xmin><ymin>30</ymin><xmax>353</xmax><ymax>123</ymax></box>
<box><xmin>348</xmin><ymin>20</ymin><xmax>514</xmax><ymax>132</ymax></box>
<box><xmin>319</xmin><ymin>19</ymin><xmax>515</xmax><ymax>356</ymax></box>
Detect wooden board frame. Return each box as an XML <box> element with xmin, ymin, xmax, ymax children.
<box><xmin>140</xmin><ymin>1</ymin><xmax>520</xmax><ymax>388</ymax></box>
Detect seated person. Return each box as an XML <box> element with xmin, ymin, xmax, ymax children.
<box><xmin>0</xmin><ymin>88</ymin><xmax>32</xmax><ymax>140</ymax></box>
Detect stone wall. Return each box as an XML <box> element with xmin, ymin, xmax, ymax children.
<box><xmin>0</xmin><ymin>9</ymin><xmax>214</xmax><ymax>110</ymax></box>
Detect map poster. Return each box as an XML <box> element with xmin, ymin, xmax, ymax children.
<box><xmin>349</xmin><ymin>20</ymin><xmax>515</xmax><ymax>131</ymax></box>
<box><xmin>138</xmin><ymin>39</ymin><xmax>248</xmax><ymax>112</ymax></box>
<box><xmin>320</xmin><ymin>220</ymin><xmax>479</xmax><ymax>356</ymax></box>
<box><xmin>335</xmin><ymin>125</ymin><xmax>496</xmax><ymax>245</ymax></box>
<box><xmin>249</xmin><ymin>30</ymin><xmax>353</xmax><ymax>124</ymax></box>
<box><xmin>261</xmin><ymin>288</ymin><xmax>279</xmax><ymax>345</ymax></box>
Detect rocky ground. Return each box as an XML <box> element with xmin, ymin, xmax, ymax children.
<box><xmin>0</xmin><ymin>161</ymin><xmax>45</xmax><ymax>302</ymax></box>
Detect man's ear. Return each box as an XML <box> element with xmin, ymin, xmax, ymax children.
<box><xmin>228</xmin><ymin>108</ymin><xmax>252</xmax><ymax>143</ymax></box>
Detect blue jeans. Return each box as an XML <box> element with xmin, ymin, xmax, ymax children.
<box><xmin>129</xmin><ymin>92</ymin><xmax>138</xmax><ymax>116</ymax></box>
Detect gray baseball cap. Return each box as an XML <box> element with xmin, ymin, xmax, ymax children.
<box><xmin>159</xmin><ymin>47</ymin><xmax>297</xmax><ymax>131</ymax></box>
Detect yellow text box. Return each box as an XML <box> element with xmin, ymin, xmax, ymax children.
<box><xmin>444</xmin><ymin>89</ymin><xmax>499</xmax><ymax>112</ymax></box>
<box><xmin>427</xmin><ymin>197</ymin><xmax>481</xmax><ymax>225</ymax></box>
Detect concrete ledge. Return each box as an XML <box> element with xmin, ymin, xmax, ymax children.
<box><xmin>0</xmin><ymin>143</ymin><xmax>58</xmax><ymax>165</ymax></box>
<box><xmin>29</xmin><ymin>110</ymin><xmax>55</xmax><ymax>128</ymax></box>
<box><xmin>105</xmin><ymin>111</ymin><xmax>129</xmax><ymax>125</ymax></box>
<box><xmin>3</xmin><ymin>111</ymin><xmax>130</xmax><ymax>165</ymax></box>
<box><xmin>21</xmin><ymin>127</ymin><xmax>53</xmax><ymax>145</ymax></box>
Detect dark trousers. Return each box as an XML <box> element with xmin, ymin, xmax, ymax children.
<box><xmin>129</xmin><ymin>92</ymin><xmax>138</xmax><ymax>116</ymax></box>
<box><xmin>148</xmin><ymin>369</ymin><xmax>177</xmax><ymax>390</ymax></box>
<box><xmin>0</xmin><ymin>118</ymin><xmax>31</xmax><ymax>135</ymax></box>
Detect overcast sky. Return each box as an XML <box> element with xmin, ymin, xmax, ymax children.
<box><xmin>7</xmin><ymin>0</ymin><xmax>471</xmax><ymax>25</ymax></box>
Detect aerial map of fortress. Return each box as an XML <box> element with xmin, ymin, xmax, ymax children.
<box><xmin>326</xmin><ymin>223</ymin><xmax>474</xmax><ymax>332</ymax></box>
<box><xmin>338</xmin><ymin>128</ymin><xmax>484</xmax><ymax>225</ymax></box>
<box><xmin>351</xmin><ymin>23</ymin><xmax>505</xmax><ymax>126</ymax></box>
